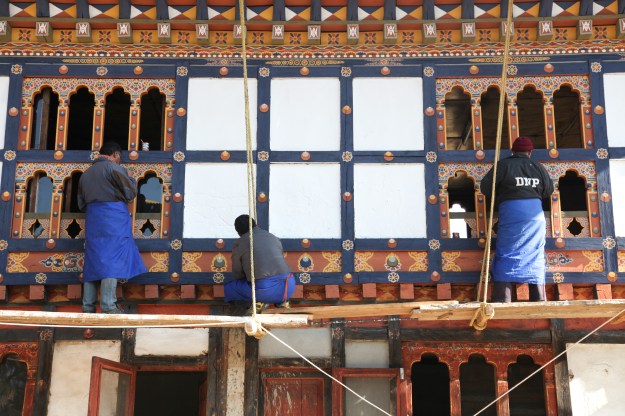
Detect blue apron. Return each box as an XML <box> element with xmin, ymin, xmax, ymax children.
<box><xmin>492</xmin><ymin>199</ymin><xmax>546</xmax><ymax>285</ymax></box>
<box><xmin>225</xmin><ymin>273</ymin><xmax>296</xmax><ymax>304</ymax></box>
<box><xmin>83</xmin><ymin>201</ymin><xmax>147</xmax><ymax>282</ymax></box>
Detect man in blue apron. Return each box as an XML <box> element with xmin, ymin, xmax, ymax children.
<box><xmin>78</xmin><ymin>142</ymin><xmax>147</xmax><ymax>313</ymax></box>
<box><xmin>226</xmin><ymin>215</ymin><xmax>295</xmax><ymax>315</ymax></box>
<box><xmin>480</xmin><ymin>136</ymin><xmax>554</xmax><ymax>302</ymax></box>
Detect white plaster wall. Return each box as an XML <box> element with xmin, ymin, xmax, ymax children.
<box><xmin>183</xmin><ymin>163</ymin><xmax>255</xmax><ymax>238</ymax></box>
<box><xmin>47</xmin><ymin>340</ymin><xmax>121</xmax><ymax>416</ymax></box>
<box><xmin>269</xmin><ymin>163</ymin><xmax>341</xmax><ymax>238</ymax></box>
<box><xmin>226</xmin><ymin>329</ymin><xmax>246</xmax><ymax>416</ymax></box>
<box><xmin>609</xmin><ymin>160</ymin><xmax>625</xmax><ymax>237</ymax></box>
<box><xmin>354</xmin><ymin>163</ymin><xmax>426</xmax><ymax>238</ymax></box>
<box><xmin>567</xmin><ymin>344</ymin><xmax>625</xmax><ymax>416</ymax></box>
<box><xmin>259</xmin><ymin>327</ymin><xmax>332</xmax><ymax>358</ymax></box>
<box><xmin>0</xmin><ymin>76</ymin><xmax>9</xmax><ymax>149</ymax></box>
<box><xmin>353</xmin><ymin>77</ymin><xmax>424</xmax><ymax>151</ymax></box>
<box><xmin>187</xmin><ymin>78</ymin><xmax>257</xmax><ymax>150</ymax></box>
<box><xmin>134</xmin><ymin>328</ymin><xmax>209</xmax><ymax>356</ymax></box>
<box><xmin>270</xmin><ymin>78</ymin><xmax>341</xmax><ymax>151</ymax></box>
<box><xmin>604</xmin><ymin>73</ymin><xmax>625</xmax><ymax>148</ymax></box>
<box><xmin>345</xmin><ymin>340</ymin><xmax>389</xmax><ymax>368</ymax></box>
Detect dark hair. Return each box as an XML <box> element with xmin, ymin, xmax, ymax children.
<box><xmin>234</xmin><ymin>215</ymin><xmax>256</xmax><ymax>236</ymax></box>
<box><xmin>100</xmin><ymin>142</ymin><xmax>122</xmax><ymax>156</ymax></box>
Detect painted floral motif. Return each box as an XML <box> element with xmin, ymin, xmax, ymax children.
<box><xmin>439</xmin><ymin>30</ymin><xmax>452</xmax><ymax>43</ymax></box>
<box><xmin>354</xmin><ymin>252</ymin><xmax>374</xmax><ymax>272</ymax></box>
<box><xmin>364</xmin><ymin>33</ymin><xmax>377</xmax><ymax>44</ymax></box>
<box><xmin>299</xmin><ymin>272</ymin><xmax>311</xmax><ymax>284</ymax></box>
<box><xmin>122</xmin><ymin>329</ymin><xmax>135</xmax><ymax>339</ymax></box>
<box><xmin>170</xmin><ymin>239</ymin><xmax>182</xmax><ymax>250</ymax></box>
<box><xmin>516</xmin><ymin>29</ymin><xmax>529</xmax><ymax>41</ymax></box>
<box><xmin>18</xmin><ymin>30</ymin><xmax>31</xmax><ymax>42</ymax></box>
<box><xmin>176</xmin><ymin>66</ymin><xmax>188</xmax><ymax>77</ymax></box>
<box><xmin>384</xmin><ymin>253</ymin><xmax>402</xmax><ymax>272</ymax></box>
<box><xmin>96</xmin><ymin>66</ymin><xmax>108</xmax><ymax>76</ymax></box>
<box><xmin>426</xmin><ymin>152</ymin><xmax>437</xmax><ymax>163</ymax></box>
<box><xmin>479</xmin><ymin>30</ymin><xmax>491</xmax><ymax>42</ymax></box>
<box><xmin>387</xmin><ymin>272</ymin><xmax>400</xmax><ymax>283</ymax></box>
<box><xmin>342</xmin><ymin>151</ymin><xmax>353</xmax><ymax>162</ymax></box>
<box><xmin>328</xmin><ymin>33</ymin><xmax>340</xmax><ymax>45</ymax></box>
<box><xmin>177</xmin><ymin>32</ymin><xmax>190</xmax><ymax>44</ymax></box>
<box><xmin>321</xmin><ymin>252</ymin><xmax>342</xmax><ymax>272</ymax></box>
<box><xmin>259</xmin><ymin>67</ymin><xmax>270</xmax><ymax>77</ymax></box>
<box><xmin>582</xmin><ymin>251</ymin><xmax>604</xmax><ymax>272</ymax></box>
<box><xmin>257</xmin><ymin>151</ymin><xmax>269</xmax><ymax>161</ymax></box>
<box><xmin>60</xmin><ymin>30</ymin><xmax>72</xmax><ymax>42</ymax></box>
<box><xmin>429</xmin><ymin>239</ymin><xmax>441</xmax><ymax>250</ymax></box>
<box><xmin>423</xmin><ymin>67</ymin><xmax>435</xmax><ymax>77</ymax></box>
<box><xmin>594</xmin><ymin>28</ymin><xmax>607</xmax><ymax>40</ymax></box>
<box><xmin>289</xmin><ymin>33</ymin><xmax>302</xmax><ymax>45</ymax></box>
<box><xmin>98</xmin><ymin>31</ymin><xmax>111</xmax><ymax>43</ymax></box>
<box><xmin>552</xmin><ymin>272</ymin><xmax>564</xmax><ymax>283</ymax></box>
<box><xmin>182</xmin><ymin>252</ymin><xmax>203</xmax><ymax>272</ymax></box>
<box><xmin>596</xmin><ymin>148</ymin><xmax>608</xmax><ymax>159</ymax></box>
<box><xmin>7</xmin><ymin>253</ymin><xmax>29</xmax><ymax>273</ymax></box>
<box><xmin>11</xmin><ymin>64</ymin><xmax>22</xmax><ymax>75</ymax></box>
<box><xmin>507</xmin><ymin>65</ymin><xmax>518</xmax><ymax>76</ymax></box>
<box><xmin>555</xmin><ymin>28</ymin><xmax>568</xmax><ymax>41</ymax></box>
<box><xmin>215</xmin><ymin>32</ymin><xmax>228</xmax><ymax>44</ymax></box>
<box><xmin>442</xmin><ymin>251</ymin><xmax>462</xmax><ymax>272</ymax></box>
<box><xmin>40</xmin><ymin>329</ymin><xmax>53</xmax><ymax>341</ymax></box>
<box><xmin>35</xmin><ymin>273</ymin><xmax>47</xmax><ymax>284</ymax></box>
<box><xmin>90</xmin><ymin>151</ymin><xmax>100</xmax><ymax>160</ymax></box>
<box><xmin>402</xmin><ymin>32</ymin><xmax>414</xmax><ymax>43</ymax></box>
<box><xmin>0</xmin><ymin>240</ymin><xmax>7</xmax><ymax>251</ymax></box>
<box><xmin>149</xmin><ymin>252</ymin><xmax>169</xmax><ymax>272</ymax></box>
<box><xmin>252</xmin><ymin>32</ymin><xmax>264</xmax><ymax>44</ymax></box>
<box><xmin>4</xmin><ymin>150</ymin><xmax>15</xmax><ymax>161</ymax></box>
<box><xmin>545</xmin><ymin>252</ymin><xmax>573</xmax><ymax>271</ymax></box>
<box><xmin>213</xmin><ymin>272</ymin><xmax>225</xmax><ymax>284</ymax></box>
<box><xmin>603</xmin><ymin>237</ymin><xmax>616</xmax><ymax>250</ymax></box>
<box><xmin>408</xmin><ymin>252</ymin><xmax>428</xmax><ymax>271</ymax></box>
<box><xmin>342</xmin><ymin>240</ymin><xmax>354</xmax><ymax>251</ymax></box>
<box><xmin>173</xmin><ymin>151</ymin><xmax>185</xmax><ymax>162</ymax></box>
<box><xmin>341</xmin><ymin>67</ymin><xmax>352</xmax><ymax>77</ymax></box>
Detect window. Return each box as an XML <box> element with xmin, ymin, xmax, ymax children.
<box><xmin>480</xmin><ymin>87</ymin><xmax>509</xmax><ymax>150</ymax></box>
<box><xmin>67</xmin><ymin>87</ymin><xmax>95</xmax><ymax>150</ymax></box>
<box><xmin>104</xmin><ymin>87</ymin><xmax>131</xmax><ymax>150</ymax></box>
<box><xmin>412</xmin><ymin>354</ymin><xmax>450</xmax><ymax>416</ymax></box>
<box><xmin>139</xmin><ymin>88</ymin><xmax>166</xmax><ymax>151</ymax></box>
<box><xmin>517</xmin><ymin>86</ymin><xmax>546</xmax><ymax>148</ymax></box>
<box><xmin>135</xmin><ymin>173</ymin><xmax>163</xmax><ymax>238</ymax></box>
<box><xmin>88</xmin><ymin>357</ymin><xmax>135</xmax><ymax>416</ymax></box>
<box><xmin>460</xmin><ymin>355</ymin><xmax>496</xmax><ymax>416</ymax></box>
<box><xmin>445</xmin><ymin>87</ymin><xmax>473</xmax><ymax>150</ymax></box>
<box><xmin>0</xmin><ymin>353</ymin><xmax>28</xmax><ymax>416</ymax></box>
<box><xmin>553</xmin><ymin>85</ymin><xmax>583</xmax><ymax>148</ymax></box>
<box><xmin>558</xmin><ymin>170</ymin><xmax>588</xmax><ymax>237</ymax></box>
<box><xmin>447</xmin><ymin>171</ymin><xmax>476</xmax><ymax>239</ymax></box>
<box><xmin>508</xmin><ymin>355</ymin><xmax>546</xmax><ymax>416</ymax></box>
<box><xmin>30</xmin><ymin>87</ymin><xmax>59</xmax><ymax>150</ymax></box>
<box><xmin>332</xmin><ymin>368</ymin><xmax>399</xmax><ymax>416</ymax></box>
<box><xmin>61</xmin><ymin>171</ymin><xmax>85</xmax><ymax>239</ymax></box>
<box><xmin>24</xmin><ymin>172</ymin><xmax>53</xmax><ymax>238</ymax></box>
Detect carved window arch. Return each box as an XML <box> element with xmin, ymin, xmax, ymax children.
<box><xmin>135</xmin><ymin>172</ymin><xmax>164</xmax><ymax>238</ymax></box>
<box><xmin>558</xmin><ymin>170</ymin><xmax>588</xmax><ymax>237</ymax></box>
<box><xmin>460</xmin><ymin>354</ymin><xmax>496</xmax><ymax>416</ymax></box>
<box><xmin>445</xmin><ymin>87</ymin><xmax>473</xmax><ymax>150</ymax></box>
<box><xmin>508</xmin><ymin>355</ymin><xmax>546</xmax><ymax>415</ymax></box>
<box><xmin>517</xmin><ymin>85</ymin><xmax>546</xmax><ymax>148</ymax></box>
<box><xmin>480</xmin><ymin>87</ymin><xmax>509</xmax><ymax>150</ymax></box>
<box><xmin>30</xmin><ymin>86</ymin><xmax>59</xmax><ymax>150</ymax></box>
<box><xmin>61</xmin><ymin>171</ymin><xmax>85</xmax><ymax>239</ymax></box>
<box><xmin>67</xmin><ymin>86</ymin><xmax>95</xmax><ymax>151</ymax></box>
<box><xmin>411</xmin><ymin>353</ymin><xmax>450</xmax><ymax>416</ymax></box>
<box><xmin>23</xmin><ymin>172</ymin><xmax>53</xmax><ymax>239</ymax></box>
<box><xmin>104</xmin><ymin>87</ymin><xmax>131</xmax><ymax>150</ymax></box>
<box><xmin>0</xmin><ymin>353</ymin><xmax>28</xmax><ymax>416</ymax></box>
<box><xmin>447</xmin><ymin>171</ymin><xmax>476</xmax><ymax>239</ymax></box>
<box><xmin>139</xmin><ymin>87</ymin><xmax>166</xmax><ymax>151</ymax></box>
<box><xmin>553</xmin><ymin>85</ymin><xmax>583</xmax><ymax>149</ymax></box>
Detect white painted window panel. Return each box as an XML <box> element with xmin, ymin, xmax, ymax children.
<box><xmin>0</xmin><ymin>76</ymin><xmax>8</xmax><ymax>149</ymax></box>
<box><xmin>270</xmin><ymin>78</ymin><xmax>341</xmax><ymax>151</ymax></box>
<box><xmin>354</xmin><ymin>163</ymin><xmax>426</xmax><ymax>238</ymax></box>
<box><xmin>183</xmin><ymin>163</ymin><xmax>255</xmax><ymax>238</ymax></box>
<box><xmin>259</xmin><ymin>328</ymin><xmax>332</xmax><ymax>358</ymax></box>
<box><xmin>353</xmin><ymin>77</ymin><xmax>424</xmax><ymax>150</ymax></box>
<box><xmin>345</xmin><ymin>341</ymin><xmax>390</xmax><ymax>368</ymax></box>
<box><xmin>186</xmin><ymin>78</ymin><xmax>257</xmax><ymax>150</ymax></box>
<box><xmin>269</xmin><ymin>163</ymin><xmax>341</xmax><ymax>238</ymax></box>
<box><xmin>610</xmin><ymin>160</ymin><xmax>625</xmax><ymax>237</ymax></box>
<box><xmin>603</xmin><ymin>73</ymin><xmax>625</xmax><ymax>148</ymax></box>
<box><xmin>135</xmin><ymin>328</ymin><xmax>209</xmax><ymax>356</ymax></box>
<box><xmin>567</xmin><ymin>344</ymin><xmax>625</xmax><ymax>416</ymax></box>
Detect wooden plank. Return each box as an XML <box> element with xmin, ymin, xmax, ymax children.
<box><xmin>0</xmin><ymin>310</ymin><xmax>310</xmax><ymax>329</ymax></box>
<box><xmin>331</xmin><ymin>319</ymin><xmax>345</xmax><ymax>368</ymax></box>
<box><xmin>414</xmin><ymin>300</ymin><xmax>625</xmax><ymax>321</ymax></box>
<box><xmin>32</xmin><ymin>327</ymin><xmax>54</xmax><ymax>416</ymax></box>
<box><xmin>325</xmin><ymin>284</ymin><xmax>340</xmax><ymax>299</ymax></box>
<box><xmin>276</xmin><ymin>301</ymin><xmax>458</xmax><ymax>320</ymax></box>
<box><xmin>437</xmin><ymin>283</ymin><xmax>451</xmax><ymax>300</ymax></box>
<box><xmin>595</xmin><ymin>283</ymin><xmax>612</xmax><ymax>300</ymax></box>
<box><xmin>400</xmin><ymin>283</ymin><xmax>415</xmax><ymax>300</ymax></box>
<box><xmin>362</xmin><ymin>283</ymin><xmax>376</xmax><ymax>299</ymax></box>
<box><xmin>557</xmin><ymin>283</ymin><xmax>574</xmax><ymax>300</ymax></box>
<box><xmin>551</xmin><ymin>319</ymin><xmax>572</xmax><ymax>416</ymax></box>
<box><xmin>388</xmin><ymin>316</ymin><xmax>401</xmax><ymax>368</ymax></box>
<box><xmin>516</xmin><ymin>283</ymin><xmax>530</xmax><ymax>301</ymax></box>
<box><xmin>244</xmin><ymin>334</ymin><xmax>259</xmax><ymax>416</ymax></box>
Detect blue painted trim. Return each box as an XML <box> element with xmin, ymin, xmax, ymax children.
<box><xmin>8</xmin><ymin>239</ymin><xmax>171</xmax><ymax>251</ymax></box>
<box><xmin>182</xmin><ymin>238</ymin><xmax>341</xmax><ymax>251</ymax></box>
<box><xmin>433</xmin><ymin>61</ymin><xmax>588</xmax><ymax>77</ymax></box>
<box><xmin>341</xmin><ymin>69</ymin><xmax>354</xmax><ymax>275</ymax></box>
<box><xmin>16</xmin><ymin>150</ymin><xmax>173</xmax><ymax>163</ymax></box>
<box><xmin>608</xmin><ymin>148</ymin><xmax>625</xmax><ymax>158</ymax></box>
<box><xmin>256</xmin><ymin>72</ymin><xmax>270</xmax><ymax>229</ymax></box>
<box><xmin>437</xmin><ymin>148</ymin><xmax>597</xmax><ymax>163</ymax></box>
<box><xmin>21</xmin><ymin>64</ymin><xmax>177</xmax><ymax>78</ymax></box>
<box><xmin>265</xmin><ymin>66</ymin><xmax>341</xmax><ymax>77</ymax></box>
<box><xmin>351</xmin><ymin>65</ymin><xmax>422</xmax><ymax>77</ymax></box>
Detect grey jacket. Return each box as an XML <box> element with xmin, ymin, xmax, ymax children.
<box><xmin>231</xmin><ymin>227</ymin><xmax>291</xmax><ymax>282</ymax></box>
<box><xmin>77</xmin><ymin>158</ymin><xmax>137</xmax><ymax>211</ymax></box>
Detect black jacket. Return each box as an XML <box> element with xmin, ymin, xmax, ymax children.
<box><xmin>480</xmin><ymin>153</ymin><xmax>554</xmax><ymax>207</ymax></box>
<box><xmin>231</xmin><ymin>227</ymin><xmax>291</xmax><ymax>282</ymax></box>
<box><xmin>77</xmin><ymin>158</ymin><xmax>137</xmax><ymax>211</ymax></box>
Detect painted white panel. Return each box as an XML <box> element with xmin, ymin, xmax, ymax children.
<box><xmin>610</xmin><ymin>160</ymin><xmax>625</xmax><ymax>237</ymax></box>
<box><xmin>0</xmin><ymin>77</ymin><xmax>8</xmax><ymax>149</ymax></box>
<box><xmin>354</xmin><ymin>163</ymin><xmax>426</xmax><ymax>238</ymax></box>
<box><xmin>187</xmin><ymin>78</ymin><xmax>257</xmax><ymax>150</ymax></box>
<box><xmin>269</xmin><ymin>163</ymin><xmax>341</xmax><ymax>238</ymax></box>
<box><xmin>353</xmin><ymin>77</ymin><xmax>423</xmax><ymax>150</ymax></box>
<box><xmin>568</xmin><ymin>344</ymin><xmax>625</xmax><ymax>416</ymax></box>
<box><xmin>184</xmin><ymin>163</ymin><xmax>255</xmax><ymax>238</ymax></box>
<box><xmin>270</xmin><ymin>78</ymin><xmax>341</xmax><ymax>151</ymax></box>
<box><xmin>227</xmin><ymin>330</ymin><xmax>246</xmax><ymax>416</ymax></box>
<box><xmin>259</xmin><ymin>328</ymin><xmax>332</xmax><ymax>358</ymax></box>
<box><xmin>604</xmin><ymin>73</ymin><xmax>625</xmax><ymax>148</ymax></box>
<box><xmin>48</xmin><ymin>341</ymin><xmax>120</xmax><ymax>416</ymax></box>
<box><xmin>345</xmin><ymin>341</ymin><xmax>389</xmax><ymax>368</ymax></box>
<box><xmin>135</xmin><ymin>328</ymin><xmax>209</xmax><ymax>356</ymax></box>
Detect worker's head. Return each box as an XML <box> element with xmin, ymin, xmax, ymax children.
<box><xmin>234</xmin><ymin>215</ymin><xmax>257</xmax><ymax>236</ymax></box>
<box><xmin>511</xmin><ymin>136</ymin><xmax>534</xmax><ymax>155</ymax></box>
<box><xmin>100</xmin><ymin>142</ymin><xmax>122</xmax><ymax>164</ymax></box>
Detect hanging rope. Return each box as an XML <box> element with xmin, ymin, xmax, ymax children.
<box><xmin>470</xmin><ymin>0</ymin><xmax>515</xmax><ymax>331</ymax></box>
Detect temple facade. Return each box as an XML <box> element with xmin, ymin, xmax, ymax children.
<box><xmin>1</xmin><ymin>0</ymin><xmax>625</xmax><ymax>415</ymax></box>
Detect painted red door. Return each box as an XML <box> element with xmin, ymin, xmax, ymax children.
<box><xmin>263</xmin><ymin>378</ymin><xmax>323</xmax><ymax>416</ymax></box>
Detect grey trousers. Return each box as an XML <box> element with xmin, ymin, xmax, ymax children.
<box><xmin>492</xmin><ymin>281</ymin><xmax>546</xmax><ymax>303</ymax></box>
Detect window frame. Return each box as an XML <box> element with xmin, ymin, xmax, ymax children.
<box><xmin>331</xmin><ymin>368</ymin><xmax>401</xmax><ymax>416</ymax></box>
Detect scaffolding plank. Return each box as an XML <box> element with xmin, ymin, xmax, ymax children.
<box><xmin>273</xmin><ymin>301</ymin><xmax>458</xmax><ymax>320</ymax></box>
<box><xmin>0</xmin><ymin>310</ymin><xmax>310</xmax><ymax>329</ymax></box>
<box><xmin>413</xmin><ymin>300</ymin><xmax>625</xmax><ymax>321</ymax></box>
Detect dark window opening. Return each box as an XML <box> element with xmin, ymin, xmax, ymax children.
<box><xmin>412</xmin><ymin>354</ymin><xmax>450</xmax><ymax>416</ymax></box>
<box><xmin>139</xmin><ymin>88</ymin><xmax>165</xmax><ymax>151</ymax></box>
<box><xmin>62</xmin><ymin>172</ymin><xmax>84</xmax><ymax>239</ymax></box>
<box><xmin>67</xmin><ymin>87</ymin><xmax>95</xmax><ymax>150</ymax></box>
<box><xmin>508</xmin><ymin>355</ymin><xmax>546</xmax><ymax>416</ymax></box>
<box><xmin>137</xmin><ymin>173</ymin><xmax>163</xmax><ymax>215</ymax></box>
<box><xmin>134</xmin><ymin>371</ymin><xmax>206</xmax><ymax>416</ymax></box>
<box><xmin>63</xmin><ymin>172</ymin><xmax>83</xmax><ymax>213</ymax></box>
<box><xmin>66</xmin><ymin>219</ymin><xmax>83</xmax><ymax>239</ymax></box>
<box><xmin>0</xmin><ymin>354</ymin><xmax>28</xmax><ymax>416</ymax></box>
<box><xmin>460</xmin><ymin>354</ymin><xmax>496</xmax><ymax>416</ymax></box>
<box><xmin>558</xmin><ymin>170</ymin><xmax>587</xmax><ymax>212</ymax></box>
<box><xmin>480</xmin><ymin>87</ymin><xmax>509</xmax><ymax>150</ymax></box>
<box><xmin>30</xmin><ymin>87</ymin><xmax>59</xmax><ymax>150</ymax></box>
<box><xmin>445</xmin><ymin>87</ymin><xmax>473</xmax><ymax>150</ymax></box>
<box><xmin>517</xmin><ymin>86</ymin><xmax>546</xmax><ymax>149</ymax></box>
<box><xmin>26</xmin><ymin>173</ymin><xmax>53</xmax><ymax>214</ymax></box>
<box><xmin>553</xmin><ymin>85</ymin><xmax>583</xmax><ymax>149</ymax></box>
<box><xmin>140</xmin><ymin>219</ymin><xmax>156</xmax><ymax>237</ymax></box>
<box><xmin>448</xmin><ymin>171</ymin><xmax>476</xmax><ymax>238</ymax></box>
<box><xmin>103</xmin><ymin>87</ymin><xmax>131</xmax><ymax>150</ymax></box>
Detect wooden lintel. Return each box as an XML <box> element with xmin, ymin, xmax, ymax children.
<box><xmin>414</xmin><ymin>300</ymin><xmax>625</xmax><ymax>321</ymax></box>
<box><xmin>276</xmin><ymin>300</ymin><xmax>458</xmax><ymax>320</ymax></box>
<box><xmin>0</xmin><ymin>310</ymin><xmax>310</xmax><ymax>329</ymax></box>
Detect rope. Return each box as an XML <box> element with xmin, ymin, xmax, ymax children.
<box><xmin>472</xmin><ymin>305</ymin><xmax>625</xmax><ymax>415</ymax></box>
<box><xmin>237</xmin><ymin>0</ymin><xmax>259</xmax><ymax>320</ymax></box>
<box><xmin>471</xmin><ymin>0</ymin><xmax>515</xmax><ymax>330</ymax></box>
<box><xmin>259</xmin><ymin>323</ymin><xmax>392</xmax><ymax>416</ymax></box>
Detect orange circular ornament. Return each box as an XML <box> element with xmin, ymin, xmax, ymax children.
<box><xmin>46</xmin><ymin>239</ymin><xmax>56</xmax><ymax>249</ymax></box>
<box><xmin>380</xmin><ymin>66</ymin><xmax>391</xmax><ymax>76</ymax></box>
<box><xmin>430</xmin><ymin>271</ymin><xmax>441</xmax><ymax>282</ymax></box>
<box><xmin>300</xmin><ymin>67</ymin><xmax>310</xmax><ymax>76</ymax></box>
<box><xmin>258</xmin><ymin>192</ymin><xmax>267</xmax><ymax>203</ymax></box>
<box><xmin>259</xmin><ymin>104</ymin><xmax>269</xmax><ymax>113</ymax></box>
<box><xmin>176</xmin><ymin>107</ymin><xmax>187</xmax><ymax>117</ymax></box>
<box><xmin>58</xmin><ymin>65</ymin><xmax>69</xmax><ymax>74</ymax></box>
<box><xmin>424</xmin><ymin>107</ymin><xmax>435</xmax><ymax>116</ymax></box>
<box><xmin>1</xmin><ymin>191</ymin><xmax>10</xmax><ymax>201</ymax></box>
<box><xmin>594</xmin><ymin>105</ymin><xmax>604</xmax><ymax>115</ymax></box>
<box><xmin>173</xmin><ymin>193</ymin><xmax>183</xmax><ymax>202</ymax></box>
<box><xmin>129</xmin><ymin>150</ymin><xmax>139</xmax><ymax>160</ymax></box>
<box><xmin>388</xmin><ymin>239</ymin><xmax>397</xmax><ymax>248</ymax></box>
<box><xmin>301</xmin><ymin>239</ymin><xmax>311</xmax><ymax>248</ymax></box>
<box><xmin>384</xmin><ymin>151</ymin><xmax>394</xmax><ymax>161</ymax></box>
<box><xmin>134</xmin><ymin>66</ymin><xmax>143</xmax><ymax>75</ymax></box>
<box><xmin>475</xmin><ymin>150</ymin><xmax>485</xmax><ymax>160</ymax></box>
<box><xmin>220</xmin><ymin>151</ymin><xmax>230</xmax><ymax>161</ymax></box>
<box><xmin>301</xmin><ymin>151</ymin><xmax>311</xmax><ymax>161</ymax></box>
<box><xmin>219</xmin><ymin>67</ymin><xmax>229</xmax><ymax>76</ymax></box>
<box><xmin>343</xmin><ymin>192</ymin><xmax>352</xmax><ymax>202</ymax></box>
<box><xmin>469</xmin><ymin>65</ymin><xmax>479</xmax><ymax>74</ymax></box>
<box><xmin>215</xmin><ymin>239</ymin><xmax>225</xmax><ymax>249</ymax></box>
<box><xmin>555</xmin><ymin>238</ymin><xmax>565</xmax><ymax>248</ymax></box>
<box><xmin>8</xmin><ymin>107</ymin><xmax>18</xmax><ymax>117</ymax></box>
<box><xmin>544</xmin><ymin>64</ymin><xmax>554</xmax><ymax>73</ymax></box>
<box><xmin>342</xmin><ymin>105</ymin><xmax>352</xmax><ymax>115</ymax></box>
<box><xmin>549</xmin><ymin>148</ymin><xmax>559</xmax><ymax>159</ymax></box>
<box><xmin>54</xmin><ymin>151</ymin><xmax>64</xmax><ymax>160</ymax></box>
